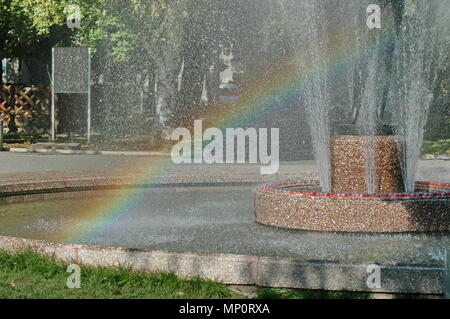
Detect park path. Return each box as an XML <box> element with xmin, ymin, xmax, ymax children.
<box><xmin>0</xmin><ymin>152</ymin><xmax>448</xmax><ymax>183</ymax></box>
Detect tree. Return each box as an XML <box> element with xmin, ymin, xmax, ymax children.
<box><xmin>0</xmin><ymin>0</ymin><xmax>72</xmax><ymax>76</ymax></box>
<box><xmin>78</xmin><ymin>0</ymin><xmax>230</xmax><ymax>131</ymax></box>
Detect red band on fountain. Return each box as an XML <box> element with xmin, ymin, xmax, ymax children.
<box><xmin>259</xmin><ymin>181</ymin><xmax>450</xmax><ymax>199</ymax></box>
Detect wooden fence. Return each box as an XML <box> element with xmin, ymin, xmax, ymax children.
<box><xmin>0</xmin><ymin>85</ymin><xmax>51</xmax><ymax>134</ymax></box>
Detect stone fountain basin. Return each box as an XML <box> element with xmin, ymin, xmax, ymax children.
<box><xmin>0</xmin><ymin>168</ymin><xmax>449</xmax><ymax>295</ymax></box>
<box><xmin>255</xmin><ymin>181</ymin><xmax>450</xmax><ymax>233</ymax></box>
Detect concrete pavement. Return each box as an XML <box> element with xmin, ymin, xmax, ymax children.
<box><xmin>0</xmin><ymin>152</ymin><xmax>448</xmax><ymax>183</ymax></box>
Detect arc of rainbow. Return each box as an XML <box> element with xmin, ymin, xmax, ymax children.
<box><xmin>51</xmin><ymin>23</ymin><xmax>397</xmax><ymax>243</ymax></box>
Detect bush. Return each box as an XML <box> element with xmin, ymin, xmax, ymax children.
<box><xmin>422</xmin><ymin>139</ymin><xmax>450</xmax><ymax>155</ymax></box>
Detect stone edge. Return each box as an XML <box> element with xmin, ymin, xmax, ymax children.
<box><xmin>422</xmin><ymin>154</ymin><xmax>450</xmax><ymax>160</ymax></box>
<box><xmin>0</xmin><ymin>169</ymin><xmax>315</xmax><ymax>197</ymax></box>
<box><xmin>0</xmin><ymin>235</ymin><xmax>444</xmax><ymax>295</ymax></box>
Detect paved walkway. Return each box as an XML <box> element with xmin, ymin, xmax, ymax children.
<box><xmin>0</xmin><ymin>152</ymin><xmax>448</xmax><ymax>183</ymax></box>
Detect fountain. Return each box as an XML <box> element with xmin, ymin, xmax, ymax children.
<box><xmin>254</xmin><ymin>0</ymin><xmax>450</xmax><ymax>232</ymax></box>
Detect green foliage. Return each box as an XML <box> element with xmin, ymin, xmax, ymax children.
<box><xmin>71</xmin><ymin>0</ymin><xmax>107</xmax><ymax>53</ymax></box>
<box><xmin>425</xmin><ymin>114</ymin><xmax>450</xmax><ymax>141</ymax></box>
<box><xmin>0</xmin><ymin>0</ymin><xmax>72</xmax><ymax>60</ymax></box>
<box><xmin>69</xmin><ymin>0</ymin><xmax>202</xmax><ymax>61</ymax></box>
<box><xmin>422</xmin><ymin>139</ymin><xmax>450</xmax><ymax>155</ymax></box>
<box><xmin>224</xmin><ymin>0</ymin><xmax>292</xmax><ymax>84</ymax></box>
<box><xmin>425</xmin><ymin>55</ymin><xmax>450</xmax><ymax>141</ymax></box>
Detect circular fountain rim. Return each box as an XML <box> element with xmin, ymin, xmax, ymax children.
<box><xmin>258</xmin><ymin>181</ymin><xmax>450</xmax><ymax>199</ymax></box>
<box><xmin>255</xmin><ymin>180</ymin><xmax>450</xmax><ymax>233</ymax></box>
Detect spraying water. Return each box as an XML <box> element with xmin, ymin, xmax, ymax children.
<box><xmin>279</xmin><ymin>0</ymin><xmax>448</xmax><ymax>193</ymax></box>
<box><xmin>389</xmin><ymin>0</ymin><xmax>450</xmax><ymax>192</ymax></box>
<box><xmin>279</xmin><ymin>0</ymin><xmax>333</xmax><ymax>191</ymax></box>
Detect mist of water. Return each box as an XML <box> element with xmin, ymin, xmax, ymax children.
<box><xmin>389</xmin><ymin>0</ymin><xmax>450</xmax><ymax>192</ymax></box>
<box><xmin>279</xmin><ymin>0</ymin><xmax>334</xmax><ymax>191</ymax></box>
<box><xmin>279</xmin><ymin>0</ymin><xmax>449</xmax><ymax>193</ymax></box>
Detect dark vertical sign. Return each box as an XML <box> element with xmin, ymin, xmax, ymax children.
<box><xmin>51</xmin><ymin>47</ymin><xmax>91</xmax><ymax>142</ymax></box>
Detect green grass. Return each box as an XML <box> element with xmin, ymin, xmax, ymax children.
<box><xmin>422</xmin><ymin>139</ymin><xmax>450</xmax><ymax>155</ymax></box>
<box><xmin>2</xmin><ymin>132</ymin><xmax>47</xmax><ymax>144</ymax></box>
<box><xmin>0</xmin><ymin>250</ymin><xmax>371</xmax><ymax>299</ymax></box>
<box><xmin>0</xmin><ymin>250</ymin><xmax>239</xmax><ymax>299</ymax></box>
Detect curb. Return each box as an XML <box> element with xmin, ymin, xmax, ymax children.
<box><xmin>422</xmin><ymin>154</ymin><xmax>450</xmax><ymax>160</ymax></box>
<box><xmin>6</xmin><ymin>147</ymin><xmax>171</xmax><ymax>157</ymax></box>
<box><xmin>0</xmin><ymin>236</ymin><xmax>444</xmax><ymax>295</ymax></box>
<box><xmin>5</xmin><ymin>147</ymin><xmax>450</xmax><ymax>161</ymax></box>
<box><xmin>0</xmin><ymin>169</ymin><xmax>311</xmax><ymax>197</ymax></box>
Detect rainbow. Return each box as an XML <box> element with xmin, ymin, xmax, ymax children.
<box><xmin>54</xmin><ymin>21</ymin><xmax>398</xmax><ymax>243</ymax></box>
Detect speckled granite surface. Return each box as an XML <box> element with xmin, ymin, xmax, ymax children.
<box><xmin>255</xmin><ymin>181</ymin><xmax>450</xmax><ymax>232</ymax></box>
<box><xmin>331</xmin><ymin>135</ymin><xmax>404</xmax><ymax>193</ymax></box>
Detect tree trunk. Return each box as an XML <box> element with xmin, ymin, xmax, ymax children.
<box><xmin>179</xmin><ymin>60</ymin><xmax>205</xmax><ymax>116</ymax></box>
<box><xmin>206</xmin><ymin>59</ymin><xmax>223</xmax><ymax>107</ymax></box>
<box><xmin>153</xmin><ymin>46</ymin><xmax>182</xmax><ymax>128</ymax></box>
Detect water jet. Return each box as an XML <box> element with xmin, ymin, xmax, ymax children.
<box><xmin>255</xmin><ymin>0</ymin><xmax>450</xmax><ymax>233</ymax></box>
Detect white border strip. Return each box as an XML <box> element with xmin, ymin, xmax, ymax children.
<box><xmin>7</xmin><ymin>147</ymin><xmax>170</xmax><ymax>157</ymax></box>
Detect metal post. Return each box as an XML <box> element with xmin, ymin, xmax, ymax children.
<box><xmin>445</xmin><ymin>249</ymin><xmax>450</xmax><ymax>299</ymax></box>
<box><xmin>87</xmin><ymin>48</ymin><xmax>91</xmax><ymax>144</ymax></box>
<box><xmin>0</xmin><ymin>119</ymin><xmax>3</xmax><ymax>151</ymax></box>
<box><xmin>51</xmin><ymin>48</ymin><xmax>56</xmax><ymax>142</ymax></box>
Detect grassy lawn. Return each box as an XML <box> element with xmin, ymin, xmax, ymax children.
<box><xmin>0</xmin><ymin>250</ymin><xmax>370</xmax><ymax>299</ymax></box>
<box><xmin>0</xmin><ymin>250</ymin><xmax>239</xmax><ymax>299</ymax></box>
